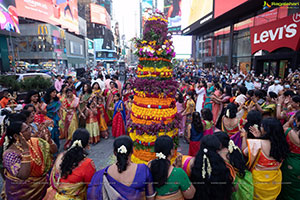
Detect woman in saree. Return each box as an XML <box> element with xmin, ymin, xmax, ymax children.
<box><xmin>204</xmin><ymin>82</ymin><xmax>214</xmax><ymax>110</ymax></box>
<box><xmin>104</xmin><ymin>81</ymin><xmax>119</xmax><ymax>125</ymax></box>
<box><xmin>176</xmin><ymin>91</ymin><xmax>186</xmax><ymax>137</ymax></box>
<box><xmin>87</xmin><ymin>136</ymin><xmax>156</xmax><ymax>200</ymax></box>
<box><xmin>221</xmin><ymin>103</ymin><xmax>246</xmax><ymax>136</ymax></box>
<box><xmin>182</xmin><ymin>91</ymin><xmax>195</xmax><ymax>143</ymax></box>
<box><xmin>92</xmin><ymin>82</ymin><xmax>101</xmax><ymax>96</ymax></box>
<box><xmin>211</xmin><ymin>85</ymin><xmax>232</xmax><ymax>128</ymax></box>
<box><xmin>201</xmin><ymin>108</ymin><xmax>214</xmax><ymax>136</ymax></box>
<box><xmin>44</xmin><ymin>128</ymin><xmax>96</xmax><ymax>200</ymax></box>
<box><xmin>211</xmin><ymin>82</ymin><xmax>222</xmax><ymax>125</ymax></box>
<box><xmin>122</xmin><ymin>82</ymin><xmax>134</xmax><ymax>103</ymax></box>
<box><xmin>25</xmin><ymin>90</ymin><xmax>50</xmax><ymax>124</ymax></box>
<box><xmin>149</xmin><ymin>135</ymin><xmax>195</xmax><ymax>200</ymax></box>
<box><xmin>62</xmin><ymin>88</ymin><xmax>82</xmax><ymax>149</ymax></box>
<box><xmin>58</xmin><ymin>84</ymin><xmax>68</xmax><ymax>139</ymax></box>
<box><xmin>214</xmin><ymin>131</ymin><xmax>254</xmax><ymax>200</ymax></box>
<box><xmin>78</xmin><ymin>83</ymin><xmax>92</xmax><ymax>128</ymax></box>
<box><xmin>112</xmin><ymin>93</ymin><xmax>126</xmax><ymax>138</ymax></box>
<box><xmin>241</xmin><ymin>118</ymin><xmax>290</xmax><ymax>200</ymax></box>
<box><xmin>3</xmin><ymin>120</ymin><xmax>56</xmax><ymax>200</ymax></box>
<box><xmin>279</xmin><ymin>111</ymin><xmax>300</xmax><ymax>200</ymax></box>
<box><xmin>187</xmin><ymin>112</ymin><xmax>204</xmax><ymax>156</ymax></box>
<box><xmin>96</xmin><ymin>97</ymin><xmax>109</xmax><ymax>139</ymax></box>
<box><xmin>277</xmin><ymin>94</ymin><xmax>300</xmax><ymax>122</ymax></box>
<box><xmin>43</xmin><ymin>87</ymin><xmax>62</xmax><ymax>150</ymax></box>
<box><xmin>254</xmin><ymin>91</ymin><xmax>277</xmax><ymax>118</ymax></box>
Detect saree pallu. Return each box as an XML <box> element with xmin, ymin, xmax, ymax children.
<box><xmin>5</xmin><ymin>171</ymin><xmax>48</xmax><ymax>200</ymax></box>
<box><xmin>204</xmin><ymin>85</ymin><xmax>214</xmax><ymax>110</ymax></box>
<box><xmin>252</xmin><ymin>169</ymin><xmax>282</xmax><ymax>200</ymax></box>
<box><xmin>156</xmin><ymin>191</ymin><xmax>184</xmax><ymax>200</ymax></box>
<box><xmin>4</xmin><ymin>138</ymin><xmax>51</xmax><ymax>200</ymax></box>
<box><xmin>182</xmin><ymin>156</ymin><xmax>193</xmax><ymax>177</ymax></box>
<box><xmin>247</xmin><ymin>139</ymin><xmax>282</xmax><ymax>200</ymax></box>
<box><xmin>46</xmin><ymin>100</ymin><xmax>61</xmax><ymax>149</ymax></box>
<box><xmin>212</xmin><ymin>90</ymin><xmax>222</xmax><ymax>124</ymax></box>
<box><xmin>104</xmin><ymin>89</ymin><xmax>118</xmax><ymax>122</ymax></box>
<box><xmin>279</xmin><ymin>153</ymin><xmax>300</xmax><ymax>200</ymax></box>
<box><xmin>44</xmin><ymin>163</ymin><xmax>88</xmax><ymax>200</ymax></box>
<box><xmin>231</xmin><ymin>170</ymin><xmax>254</xmax><ymax>200</ymax></box>
<box><xmin>203</xmin><ymin>120</ymin><xmax>213</xmax><ymax>136</ymax></box>
<box><xmin>88</xmin><ymin>165</ymin><xmax>154</xmax><ymax>200</ymax></box>
<box><xmin>63</xmin><ymin>96</ymin><xmax>79</xmax><ymax>143</ymax></box>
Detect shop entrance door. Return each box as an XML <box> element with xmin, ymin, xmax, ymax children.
<box><xmin>259</xmin><ymin>59</ymin><xmax>289</xmax><ymax>78</ymax></box>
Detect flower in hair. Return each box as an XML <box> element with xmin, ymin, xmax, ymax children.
<box><xmin>226</xmin><ymin>109</ymin><xmax>230</xmax><ymax>118</ymax></box>
<box><xmin>156</xmin><ymin>152</ymin><xmax>166</xmax><ymax>159</ymax></box>
<box><xmin>203</xmin><ymin>148</ymin><xmax>208</xmax><ymax>153</ymax></box>
<box><xmin>117</xmin><ymin>145</ymin><xmax>127</xmax><ymax>154</ymax></box>
<box><xmin>228</xmin><ymin>140</ymin><xmax>241</xmax><ymax>154</ymax></box>
<box><xmin>69</xmin><ymin>140</ymin><xmax>82</xmax><ymax>150</ymax></box>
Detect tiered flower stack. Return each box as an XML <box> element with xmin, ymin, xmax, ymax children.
<box><xmin>128</xmin><ymin>12</ymin><xmax>180</xmax><ymax>164</ymax></box>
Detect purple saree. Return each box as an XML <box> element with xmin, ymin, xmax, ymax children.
<box><xmin>87</xmin><ymin>164</ymin><xmax>155</xmax><ymax>200</ymax></box>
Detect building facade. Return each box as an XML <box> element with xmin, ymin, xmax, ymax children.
<box><xmin>183</xmin><ymin>0</ymin><xmax>300</xmax><ymax>78</ymax></box>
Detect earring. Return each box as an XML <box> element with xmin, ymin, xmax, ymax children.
<box><xmin>15</xmin><ymin>138</ymin><xmax>21</xmax><ymax>147</ymax></box>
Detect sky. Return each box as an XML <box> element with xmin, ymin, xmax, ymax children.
<box><xmin>112</xmin><ymin>0</ymin><xmax>141</xmax><ymax>42</ymax></box>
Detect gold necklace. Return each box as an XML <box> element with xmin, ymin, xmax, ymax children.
<box><xmin>27</xmin><ymin>140</ymin><xmax>42</xmax><ymax>166</ymax></box>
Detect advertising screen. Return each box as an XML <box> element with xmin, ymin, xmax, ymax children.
<box><xmin>181</xmin><ymin>0</ymin><xmax>213</xmax><ymax>30</ymax></box>
<box><xmin>142</xmin><ymin>0</ymin><xmax>153</xmax><ymax>28</ymax></box>
<box><xmin>164</xmin><ymin>0</ymin><xmax>182</xmax><ymax>33</ymax></box>
<box><xmin>90</xmin><ymin>3</ymin><xmax>111</xmax><ymax>30</ymax></box>
<box><xmin>15</xmin><ymin>0</ymin><xmax>79</xmax><ymax>34</ymax></box>
<box><xmin>214</xmin><ymin>0</ymin><xmax>247</xmax><ymax>18</ymax></box>
<box><xmin>0</xmin><ymin>0</ymin><xmax>19</xmax><ymax>34</ymax></box>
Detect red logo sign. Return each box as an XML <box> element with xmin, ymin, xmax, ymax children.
<box><xmin>250</xmin><ymin>12</ymin><xmax>300</xmax><ymax>54</ymax></box>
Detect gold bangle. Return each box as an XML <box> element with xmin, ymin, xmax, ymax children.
<box><xmin>22</xmin><ymin>154</ymin><xmax>31</xmax><ymax>157</ymax></box>
<box><xmin>21</xmin><ymin>160</ymin><xmax>31</xmax><ymax>164</ymax></box>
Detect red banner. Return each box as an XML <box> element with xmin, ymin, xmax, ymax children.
<box><xmin>250</xmin><ymin>12</ymin><xmax>300</xmax><ymax>54</ymax></box>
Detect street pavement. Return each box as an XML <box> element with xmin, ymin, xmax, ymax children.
<box><xmin>0</xmin><ymin>128</ymin><xmax>189</xmax><ymax>196</ymax></box>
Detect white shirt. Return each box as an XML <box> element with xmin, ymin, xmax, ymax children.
<box><xmin>267</xmin><ymin>84</ymin><xmax>283</xmax><ymax>95</ymax></box>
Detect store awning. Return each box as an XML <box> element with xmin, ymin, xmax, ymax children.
<box><xmin>250</xmin><ymin>12</ymin><xmax>300</xmax><ymax>54</ymax></box>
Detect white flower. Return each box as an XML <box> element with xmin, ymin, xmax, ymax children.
<box><xmin>118</xmin><ymin>145</ymin><xmax>127</xmax><ymax>154</ymax></box>
<box><xmin>162</xmin><ymin>45</ymin><xmax>166</xmax><ymax>49</ymax></box>
<box><xmin>203</xmin><ymin>148</ymin><xmax>208</xmax><ymax>153</ymax></box>
<box><xmin>156</xmin><ymin>152</ymin><xmax>166</xmax><ymax>159</ymax></box>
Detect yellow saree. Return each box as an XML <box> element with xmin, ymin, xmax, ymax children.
<box><xmin>246</xmin><ymin>139</ymin><xmax>282</xmax><ymax>200</ymax></box>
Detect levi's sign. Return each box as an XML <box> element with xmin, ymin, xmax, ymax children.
<box><xmin>250</xmin><ymin>12</ymin><xmax>300</xmax><ymax>54</ymax></box>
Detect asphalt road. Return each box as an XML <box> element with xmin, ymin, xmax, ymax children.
<box><xmin>0</xmin><ymin>128</ymin><xmax>189</xmax><ymax>197</ymax></box>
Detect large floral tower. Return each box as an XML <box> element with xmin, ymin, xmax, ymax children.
<box><xmin>128</xmin><ymin>12</ymin><xmax>180</xmax><ymax>164</ymax></box>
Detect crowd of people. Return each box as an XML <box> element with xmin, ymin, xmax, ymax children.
<box><xmin>0</xmin><ymin>66</ymin><xmax>299</xmax><ymax>200</ymax></box>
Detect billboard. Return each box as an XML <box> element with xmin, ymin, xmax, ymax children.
<box><xmin>164</xmin><ymin>0</ymin><xmax>182</xmax><ymax>33</ymax></box>
<box><xmin>0</xmin><ymin>0</ymin><xmax>19</xmax><ymax>34</ymax></box>
<box><xmin>15</xmin><ymin>0</ymin><xmax>79</xmax><ymax>34</ymax></box>
<box><xmin>214</xmin><ymin>0</ymin><xmax>247</xmax><ymax>18</ymax></box>
<box><xmin>90</xmin><ymin>3</ymin><xmax>111</xmax><ymax>30</ymax></box>
<box><xmin>142</xmin><ymin>0</ymin><xmax>153</xmax><ymax>28</ymax></box>
<box><xmin>181</xmin><ymin>0</ymin><xmax>213</xmax><ymax>30</ymax></box>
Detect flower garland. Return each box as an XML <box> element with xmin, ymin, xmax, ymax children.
<box><xmin>139</xmin><ymin>57</ymin><xmax>171</xmax><ymax>62</ymax></box>
<box><xmin>134</xmin><ymin>90</ymin><xmax>174</xmax><ymax>98</ymax></box>
<box><xmin>129</xmin><ymin>129</ymin><xmax>178</xmax><ymax>144</ymax></box>
<box><xmin>127</xmin><ymin>113</ymin><xmax>181</xmax><ymax>135</ymax></box>
<box><xmin>136</xmin><ymin>71</ymin><xmax>173</xmax><ymax>78</ymax></box>
<box><xmin>134</xmin><ymin>96</ymin><xmax>174</xmax><ymax>106</ymax></box>
<box><xmin>133</xmin><ymin>100</ymin><xmax>176</xmax><ymax>109</ymax></box>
